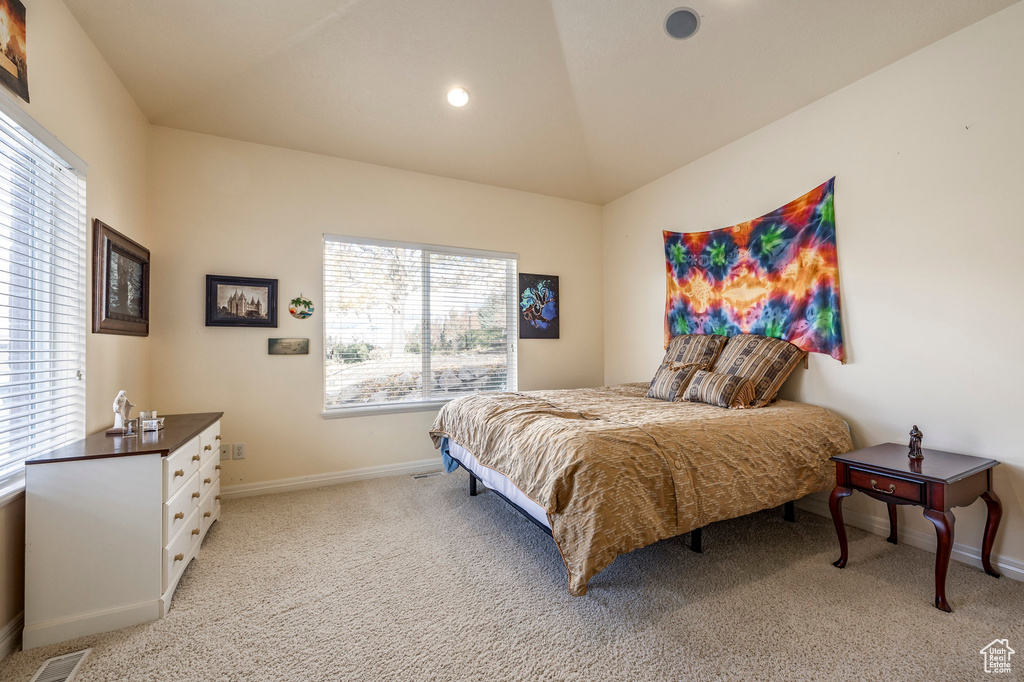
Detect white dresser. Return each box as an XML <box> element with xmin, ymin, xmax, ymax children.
<box><xmin>23</xmin><ymin>412</ymin><xmax>223</xmax><ymax>649</ymax></box>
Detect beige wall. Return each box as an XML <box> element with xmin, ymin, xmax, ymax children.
<box><xmin>146</xmin><ymin>127</ymin><xmax>604</xmax><ymax>488</ymax></box>
<box><xmin>0</xmin><ymin>0</ymin><xmax>151</xmax><ymax>631</ymax></box>
<box><xmin>603</xmin><ymin>4</ymin><xmax>1024</xmax><ymax>567</ymax></box>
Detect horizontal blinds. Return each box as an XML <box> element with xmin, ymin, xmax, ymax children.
<box><xmin>0</xmin><ymin>104</ymin><xmax>86</xmax><ymax>481</ymax></box>
<box><xmin>324</xmin><ymin>236</ymin><xmax>517</xmax><ymax>411</ymax></box>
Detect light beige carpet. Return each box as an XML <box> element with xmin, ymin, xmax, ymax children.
<box><xmin>2</xmin><ymin>471</ymin><xmax>1022</xmax><ymax>681</ymax></box>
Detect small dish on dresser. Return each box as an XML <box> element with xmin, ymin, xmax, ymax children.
<box><xmin>142</xmin><ymin>417</ymin><xmax>165</xmax><ymax>432</ymax></box>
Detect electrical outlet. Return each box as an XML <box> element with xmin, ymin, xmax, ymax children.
<box><xmin>220</xmin><ymin>443</ymin><xmax>232</xmax><ymax>461</ymax></box>
<box><xmin>232</xmin><ymin>443</ymin><xmax>246</xmax><ymax>460</ymax></box>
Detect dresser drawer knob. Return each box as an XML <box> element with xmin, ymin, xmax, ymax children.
<box><xmin>215</xmin><ymin>435</ymin><xmax>222</xmax><ymax>441</ymax></box>
<box><xmin>174</xmin><ymin>469</ymin><xmax>185</xmax><ymax>478</ymax></box>
<box><xmin>215</xmin><ymin>495</ymin><xmax>221</xmax><ymax>501</ymax></box>
<box><xmin>215</xmin><ymin>465</ymin><xmax>221</xmax><ymax>471</ymax></box>
<box><xmin>192</xmin><ymin>491</ymin><xmax>201</xmax><ymax>499</ymax></box>
<box><xmin>192</xmin><ymin>454</ymin><xmax>201</xmax><ymax>462</ymax></box>
<box><xmin>204</xmin><ymin>511</ymin><xmax>211</xmax><ymax>518</ymax></box>
<box><xmin>870</xmin><ymin>479</ymin><xmax>897</xmax><ymax>495</ymax></box>
<box><xmin>204</xmin><ymin>445</ymin><xmax>213</xmax><ymax>451</ymax></box>
<box><xmin>204</xmin><ymin>477</ymin><xmax>212</xmax><ymax>484</ymax></box>
<box><xmin>192</xmin><ymin>528</ymin><xmax>200</xmax><ymax>536</ymax></box>
<box><xmin>174</xmin><ymin>512</ymin><xmax>184</xmax><ymax>520</ymax></box>
<box><xmin>173</xmin><ymin>553</ymin><xmax>184</xmax><ymax>562</ymax></box>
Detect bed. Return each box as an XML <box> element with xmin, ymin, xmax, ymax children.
<box><xmin>429</xmin><ymin>383</ymin><xmax>853</xmax><ymax>596</ymax></box>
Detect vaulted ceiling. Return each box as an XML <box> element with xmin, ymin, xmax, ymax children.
<box><xmin>64</xmin><ymin>0</ymin><xmax>1016</xmax><ymax>204</ymax></box>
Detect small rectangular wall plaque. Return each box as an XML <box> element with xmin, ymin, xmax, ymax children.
<box><xmin>268</xmin><ymin>338</ymin><xmax>309</xmax><ymax>355</ymax></box>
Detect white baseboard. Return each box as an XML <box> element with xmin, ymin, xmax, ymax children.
<box><xmin>220</xmin><ymin>458</ymin><xmax>444</xmax><ymax>500</ymax></box>
<box><xmin>0</xmin><ymin>610</ymin><xmax>22</xmax><ymax>660</ymax></box>
<box><xmin>796</xmin><ymin>496</ymin><xmax>1024</xmax><ymax>582</ymax></box>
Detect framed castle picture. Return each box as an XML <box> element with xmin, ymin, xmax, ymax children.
<box><xmin>0</xmin><ymin>0</ymin><xmax>28</xmax><ymax>103</ymax></box>
<box><xmin>205</xmin><ymin>275</ymin><xmax>278</xmax><ymax>328</ymax></box>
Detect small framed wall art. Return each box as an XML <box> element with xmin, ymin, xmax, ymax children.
<box><xmin>518</xmin><ymin>273</ymin><xmax>559</xmax><ymax>339</ymax></box>
<box><xmin>268</xmin><ymin>338</ymin><xmax>309</xmax><ymax>355</ymax></box>
<box><xmin>206</xmin><ymin>275</ymin><xmax>278</xmax><ymax>327</ymax></box>
<box><xmin>92</xmin><ymin>219</ymin><xmax>150</xmax><ymax>336</ymax></box>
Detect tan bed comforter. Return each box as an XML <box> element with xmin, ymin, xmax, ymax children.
<box><xmin>429</xmin><ymin>383</ymin><xmax>853</xmax><ymax>596</ymax></box>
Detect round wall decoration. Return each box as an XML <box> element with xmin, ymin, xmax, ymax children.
<box><xmin>289</xmin><ymin>295</ymin><xmax>314</xmax><ymax>319</ymax></box>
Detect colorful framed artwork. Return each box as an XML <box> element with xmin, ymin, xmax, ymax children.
<box><xmin>518</xmin><ymin>273</ymin><xmax>559</xmax><ymax>339</ymax></box>
<box><xmin>92</xmin><ymin>219</ymin><xmax>150</xmax><ymax>336</ymax></box>
<box><xmin>206</xmin><ymin>275</ymin><xmax>278</xmax><ymax>328</ymax></box>
<box><xmin>0</xmin><ymin>0</ymin><xmax>28</xmax><ymax>103</ymax></box>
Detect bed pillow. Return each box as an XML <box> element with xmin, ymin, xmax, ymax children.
<box><xmin>682</xmin><ymin>370</ymin><xmax>756</xmax><ymax>409</ymax></box>
<box><xmin>710</xmin><ymin>334</ymin><xmax>806</xmax><ymax>407</ymax></box>
<box><xmin>647</xmin><ymin>362</ymin><xmax>701</xmax><ymax>401</ymax></box>
<box><xmin>662</xmin><ymin>333</ymin><xmax>729</xmax><ymax>369</ymax></box>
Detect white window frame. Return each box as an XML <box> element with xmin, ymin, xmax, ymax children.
<box><xmin>322</xmin><ymin>234</ymin><xmax>518</xmax><ymax>418</ymax></box>
<box><xmin>0</xmin><ymin>88</ymin><xmax>88</xmax><ymax>505</ymax></box>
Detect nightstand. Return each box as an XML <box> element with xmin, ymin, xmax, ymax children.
<box><xmin>828</xmin><ymin>443</ymin><xmax>1001</xmax><ymax>612</ymax></box>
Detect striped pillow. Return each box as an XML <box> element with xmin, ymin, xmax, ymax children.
<box><xmin>647</xmin><ymin>362</ymin><xmax>702</xmax><ymax>401</ymax></box>
<box><xmin>711</xmin><ymin>334</ymin><xmax>806</xmax><ymax>407</ymax></box>
<box><xmin>662</xmin><ymin>333</ymin><xmax>729</xmax><ymax>369</ymax></box>
<box><xmin>682</xmin><ymin>370</ymin><xmax>756</xmax><ymax>409</ymax></box>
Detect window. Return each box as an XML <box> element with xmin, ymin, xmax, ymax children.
<box><xmin>0</xmin><ymin>94</ymin><xmax>88</xmax><ymax>492</ymax></box>
<box><xmin>323</xmin><ymin>235</ymin><xmax>517</xmax><ymax>415</ymax></box>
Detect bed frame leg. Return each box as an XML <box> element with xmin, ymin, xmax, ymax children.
<box><xmin>688</xmin><ymin>527</ymin><xmax>703</xmax><ymax>553</ymax></box>
<box><xmin>469</xmin><ymin>472</ymin><xmax>478</xmax><ymax>497</ymax></box>
<box><xmin>784</xmin><ymin>501</ymin><xmax>795</xmax><ymax>523</ymax></box>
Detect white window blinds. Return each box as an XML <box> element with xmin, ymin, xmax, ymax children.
<box><xmin>0</xmin><ymin>99</ymin><xmax>87</xmax><ymax>485</ymax></box>
<box><xmin>324</xmin><ymin>235</ymin><xmax>517</xmax><ymax>415</ymax></box>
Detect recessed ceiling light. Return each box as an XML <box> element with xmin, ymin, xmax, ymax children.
<box><xmin>447</xmin><ymin>87</ymin><xmax>470</xmax><ymax>107</ymax></box>
<box><xmin>665</xmin><ymin>7</ymin><xmax>700</xmax><ymax>40</ymax></box>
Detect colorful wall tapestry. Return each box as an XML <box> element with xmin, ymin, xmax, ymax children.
<box><xmin>664</xmin><ymin>178</ymin><xmax>843</xmax><ymax>361</ymax></box>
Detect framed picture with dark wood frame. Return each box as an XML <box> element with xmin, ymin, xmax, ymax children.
<box><xmin>205</xmin><ymin>275</ymin><xmax>278</xmax><ymax>328</ymax></box>
<box><xmin>92</xmin><ymin>219</ymin><xmax>150</xmax><ymax>336</ymax></box>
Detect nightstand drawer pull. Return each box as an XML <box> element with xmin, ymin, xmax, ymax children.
<box><xmin>204</xmin><ymin>477</ymin><xmax>212</xmax><ymax>484</ymax></box>
<box><xmin>192</xmin><ymin>528</ymin><xmax>201</xmax><ymax>536</ymax></box>
<box><xmin>192</xmin><ymin>454</ymin><xmax>201</xmax><ymax>462</ymax></box>
<box><xmin>215</xmin><ymin>435</ymin><xmax>222</xmax><ymax>441</ymax></box>
<box><xmin>204</xmin><ymin>511</ymin><xmax>212</xmax><ymax>518</ymax></box>
<box><xmin>204</xmin><ymin>445</ymin><xmax>213</xmax><ymax>451</ymax></box>
<box><xmin>870</xmin><ymin>479</ymin><xmax>897</xmax><ymax>495</ymax></box>
<box><xmin>174</xmin><ymin>553</ymin><xmax>184</xmax><ymax>562</ymax></box>
<box><xmin>173</xmin><ymin>469</ymin><xmax>185</xmax><ymax>478</ymax></box>
<box><xmin>174</xmin><ymin>512</ymin><xmax>184</xmax><ymax>520</ymax></box>
<box><xmin>192</xmin><ymin>491</ymin><xmax>201</xmax><ymax>499</ymax></box>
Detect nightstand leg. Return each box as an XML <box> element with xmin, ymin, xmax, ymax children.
<box><xmin>886</xmin><ymin>504</ymin><xmax>898</xmax><ymax>544</ymax></box>
<box><xmin>828</xmin><ymin>485</ymin><xmax>852</xmax><ymax>568</ymax></box>
<box><xmin>981</xmin><ymin>490</ymin><xmax>1002</xmax><ymax>578</ymax></box>
<box><xmin>923</xmin><ymin>509</ymin><xmax>955</xmax><ymax>612</ymax></box>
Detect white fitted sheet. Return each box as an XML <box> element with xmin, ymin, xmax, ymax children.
<box><xmin>447</xmin><ymin>439</ymin><xmax>550</xmax><ymax>529</ymax></box>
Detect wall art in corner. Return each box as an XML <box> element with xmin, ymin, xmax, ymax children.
<box><xmin>0</xmin><ymin>0</ymin><xmax>28</xmax><ymax>103</ymax></box>
<box><xmin>93</xmin><ymin>219</ymin><xmax>150</xmax><ymax>336</ymax></box>
<box><xmin>206</xmin><ymin>275</ymin><xmax>278</xmax><ymax>327</ymax></box>
<box><xmin>268</xmin><ymin>338</ymin><xmax>309</xmax><ymax>355</ymax></box>
<box><xmin>518</xmin><ymin>273</ymin><xmax>559</xmax><ymax>339</ymax></box>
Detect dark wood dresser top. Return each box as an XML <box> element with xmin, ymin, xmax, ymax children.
<box><xmin>25</xmin><ymin>412</ymin><xmax>223</xmax><ymax>465</ymax></box>
<box><xmin>831</xmin><ymin>442</ymin><xmax>998</xmax><ymax>484</ymax></box>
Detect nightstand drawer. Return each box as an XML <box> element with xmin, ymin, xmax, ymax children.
<box><xmin>849</xmin><ymin>468</ymin><xmax>922</xmax><ymax>503</ymax></box>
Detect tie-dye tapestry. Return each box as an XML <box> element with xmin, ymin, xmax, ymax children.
<box><xmin>664</xmin><ymin>178</ymin><xmax>843</xmax><ymax>361</ymax></box>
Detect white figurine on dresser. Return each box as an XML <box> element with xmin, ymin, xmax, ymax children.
<box><xmin>22</xmin><ymin>413</ymin><xmax>223</xmax><ymax>649</ymax></box>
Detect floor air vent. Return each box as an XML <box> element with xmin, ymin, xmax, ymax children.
<box><xmin>413</xmin><ymin>471</ymin><xmax>444</xmax><ymax>479</ymax></box>
<box><xmin>29</xmin><ymin>648</ymin><xmax>91</xmax><ymax>682</ymax></box>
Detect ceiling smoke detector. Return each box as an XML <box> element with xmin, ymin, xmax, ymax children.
<box><xmin>665</xmin><ymin>8</ymin><xmax>700</xmax><ymax>40</ymax></box>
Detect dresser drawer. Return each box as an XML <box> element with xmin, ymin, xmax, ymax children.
<box><xmin>163</xmin><ymin>472</ymin><xmax>201</xmax><ymax>545</ymax></box>
<box><xmin>199</xmin><ymin>421</ymin><xmax>221</xmax><ymax>464</ymax></box>
<box><xmin>163</xmin><ymin>437</ymin><xmax>202</xmax><ymax>500</ymax></box>
<box><xmin>849</xmin><ymin>468</ymin><xmax>923</xmax><ymax>504</ymax></box>
<box><xmin>163</xmin><ymin>508</ymin><xmax>200</xmax><ymax>592</ymax></box>
<box><xmin>200</xmin><ymin>479</ymin><xmax>220</xmax><ymax>538</ymax></box>
<box><xmin>199</xmin><ymin>456</ymin><xmax>220</xmax><ymax>496</ymax></box>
